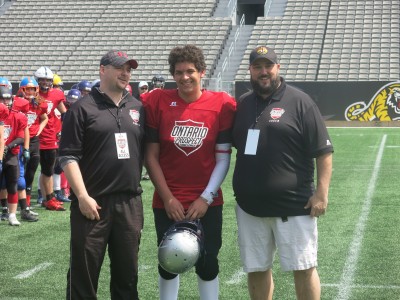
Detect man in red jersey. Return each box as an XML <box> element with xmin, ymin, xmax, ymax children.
<box><xmin>0</xmin><ymin>85</ymin><xmax>28</xmax><ymax>226</ymax></box>
<box><xmin>34</xmin><ymin>67</ymin><xmax>66</xmax><ymax>211</ymax></box>
<box><xmin>144</xmin><ymin>44</ymin><xmax>236</xmax><ymax>300</ymax></box>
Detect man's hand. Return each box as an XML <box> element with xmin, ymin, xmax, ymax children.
<box><xmin>304</xmin><ymin>192</ymin><xmax>328</xmax><ymax>217</ymax></box>
<box><xmin>78</xmin><ymin>195</ymin><xmax>102</xmax><ymax>221</ymax></box>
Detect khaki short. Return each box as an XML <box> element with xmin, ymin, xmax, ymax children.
<box><xmin>235</xmin><ymin>205</ymin><xmax>318</xmax><ymax>272</ymax></box>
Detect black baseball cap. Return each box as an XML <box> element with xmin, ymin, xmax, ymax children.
<box><xmin>100</xmin><ymin>50</ymin><xmax>138</xmax><ymax>69</ymax></box>
<box><xmin>249</xmin><ymin>46</ymin><xmax>278</xmax><ymax>65</ymax></box>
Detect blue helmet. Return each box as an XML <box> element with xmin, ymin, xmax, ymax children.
<box><xmin>18</xmin><ymin>77</ymin><xmax>39</xmax><ymax>101</ymax></box>
<box><xmin>66</xmin><ymin>89</ymin><xmax>81</xmax><ymax>106</ymax></box>
<box><xmin>77</xmin><ymin>80</ymin><xmax>92</xmax><ymax>93</ymax></box>
<box><xmin>0</xmin><ymin>77</ymin><xmax>12</xmax><ymax>90</ymax></box>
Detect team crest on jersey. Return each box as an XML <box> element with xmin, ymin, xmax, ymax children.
<box><xmin>3</xmin><ymin>125</ymin><xmax>11</xmax><ymax>141</ymax></box>
<box><xmin>46</xmin><ymin>101</ymin><xmax>53</xmax><ymax>115</ymax></box>
<box><xmin>129</xmin><ymin>109</ymin><xmax>140</xmax><ymax>125</ymax></box>
<box><xmin>27</xmin><ymin>112</ymin><xmax>37</xmax><ymax>126</ymax></box>
<box><xmin>170</xmin><ymin>119</ymin><xmax>209</xmax><ymax>156</ymax></box>
<box><xmin>270</xmin><ymin>108</ymin><xmax>285</xmax><ymax>120</ymax></box>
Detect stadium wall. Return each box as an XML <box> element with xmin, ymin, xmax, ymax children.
<box><xmin>236</xmin><ymin>81</ymin><xmax>400</xmax><ymax>122</ymax></box>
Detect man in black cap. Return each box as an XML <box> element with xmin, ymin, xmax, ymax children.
<box><xmin>59</xmin><ymin>49</ymin><xmax>145</xmax><ymax>299</ymax></box>
<box><xmin>232</xmin><ymin>46</ymin><xmax>334</xmax><ymax>300</ymax></box>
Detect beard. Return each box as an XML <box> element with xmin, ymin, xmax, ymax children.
<box><xmin>250</xmin><ymin>75</ymin><xmax>280</xmax><ymax>97</ymax></box>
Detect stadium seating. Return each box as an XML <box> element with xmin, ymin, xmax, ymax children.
<box><xmin>236</xmin><ymin>0</ymin><xmax>399</xmax><ymax>81</ymax></box>
<box><xmin>0</xmin><ymin>0</ymin><xmax>229</xmax><ymax>83</ymax></box>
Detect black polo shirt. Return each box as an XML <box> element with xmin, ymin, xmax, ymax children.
<box><xmin>232</xmin><ymin>78</ymin><xmax>334</xmax><ymax>217</ymax></box>
<box><xmin>59</xmin><ymin>87</ymin><xmax>145</xmax><ymax>199</ymax></box>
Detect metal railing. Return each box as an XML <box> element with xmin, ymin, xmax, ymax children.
<box><xmin>264</xmin><ymin>0</ymin><xmax>272</xmax><ymax>16</ymax></box>
<box><xmin>215</xmin><ymin>14</ymin><xmax>245</xmax><ymax>86</ymax></box>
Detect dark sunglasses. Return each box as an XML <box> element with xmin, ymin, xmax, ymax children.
<box><xmin>140</xmin><ymin>87</ymin><xmax>148</xmax><ymax>90</ymax></box>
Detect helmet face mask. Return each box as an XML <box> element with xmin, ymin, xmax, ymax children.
<box><xmin>158</xmin><ymin>220</ymin><xmax>204</xmax><ymax>274</ymax></box>
<box><xmin>19</xmin><ymin>77</ymin><xmax>39</xmax><ymax>101</ymax></box>
<box><xmin>37</xmin><ymin>78</ymin><xmax>53</xmax><ymax>92</ymax></box>
<box><xmin>0</xmin><ymin>85</ymin><xmax>13</xmax><ymax>110</ymax></box>
<box><xmin>152</xmin><ymin>75</ymin><xmax>165</xmax><ymax>89</ymax></box>
<box><xmin>66</xmin><ymin>89</ymin><xmax>81</xmax><ymax>107</ymax></box>
<box><xmin>77</xmin><ymin>80</ymin><xmax>92</xmax><ymax>96</ymax></box>
<box><xmin>34</xmin><ymin>67</ymin><xmax>54</xmax><ymax>92</ymax></box>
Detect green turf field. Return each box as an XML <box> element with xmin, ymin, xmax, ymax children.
<box><xmin>0</xmin><ymin>127</ymin><xmax>399</xmax><ymax>299</ymax></box>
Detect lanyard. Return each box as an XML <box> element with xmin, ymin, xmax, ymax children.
<box><xmin>106</xmin><ymin>106</ymin><xmax>122</xmax><ymax>132</ymax></box>
<box><xmin>90</xmin><ymin>94</ymin><xmax>123</xmax><ymax>132</ymax></box>
<box><xmin>253</xmin><ymin>96</ymin><xmax>273</xmax><ymax>128</ymax></box>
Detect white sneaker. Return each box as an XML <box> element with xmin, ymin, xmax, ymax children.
<box><xmin>8</xmin><ymin>214</ymin><xmax>20</xmax><ymax>226</ymax></box>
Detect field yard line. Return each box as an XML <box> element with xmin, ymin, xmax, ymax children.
<box><xmin>226</xmin><ymin>269</ymin><xmax>246</xmax><ymax>285</ymax></box>
<box><xmin>13</xmin><ymin>262</ymin><xmax>53</xmax><ymax>279</ymax></box>
<box><xmin>323</xmin><ymin>283</ymin><xmax>400</xmax><ymax>289</ymax></box>
<box><xmin>327</xmin><ymin>127</ymin><xmax>400</xmax><ymax>129</ymax></box>
<box><xmin>335</xmin><ymin>134</ymin><xmax>387</xmax><ymax>300</ymax></box>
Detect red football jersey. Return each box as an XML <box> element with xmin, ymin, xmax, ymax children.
<box><xmin>0</xmin><ymin>103</ymin><xmax>9</xmax><ymax>123</ymax></box>
<box><xmin>39</xmin><ymin>88</ymin><xmax>65</xmax><ymax>149</ymax></box>
<box><xmin>53</xmin><ymin>108</ymin><xmax>62</xmax><ymax>136</ymax></box>
<box><xmin>12</xmin><ymin>96</ymin><xmax>30</xmax><ymax>114</ymax></box>
<box><xmin>144</xmin><ymin>89</ymin><xmax>236</xmax><ymax>209</ymax></box>
<box><xmin>26</xmin><ymin>101</ymin><xmax>48</xmax><ymax>138</ymax></box>
<box><xmin>4</xmin><ymin>109</ymin><xmax>28</xmax><ymax>155</ymax></box>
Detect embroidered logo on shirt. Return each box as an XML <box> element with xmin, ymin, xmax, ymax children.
<box><xmin>170</xmin><ymin>119</ymin><xmax>208</xmax><ymax>156</ymax></box>
<box><xmin>129</xmin><ymin>109</ymin><xmax>140</xmax><ymax>125</ymax></box>
<box><xmin>270</xmin><ymin>108</ymin><xmax>285</xmax><ymax>122</ymax></box>
<box><xmin>170</xmin><ymin>102</ymin><xmax>177</xmax><ymax>107</ymax></box>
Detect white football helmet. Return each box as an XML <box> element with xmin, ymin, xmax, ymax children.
<box><xmin>34</xmin><ymin>66</ymin><xmax>54</xmax><ymax>80</ymax></box>
<box><xmin>34</xmin><ymin>67</ymin><xmax>54</xmax><ymax>92</ymax></box>
<box><xmin>158</xmin><ymin>220</ymin><xmax>204</xmax><ymax>274</ymax></box>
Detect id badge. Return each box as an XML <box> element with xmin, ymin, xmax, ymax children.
<box><xmin>115</xmin><ymin>133</ymin><xmax>130</xmax><ymax>159</ymax></box>
<box><xmin>244</xmin><ymin>129</ymin><xmax>260</xmax><ymax>155</ymax></box>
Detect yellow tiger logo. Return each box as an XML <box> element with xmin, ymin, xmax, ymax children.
<box><xmin>345</xmin><ymin>82</ymin><xmax>400</xmax><ymax>121</ymax></box>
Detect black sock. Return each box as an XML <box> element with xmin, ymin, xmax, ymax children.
<box><xmin>46</xmin><ymin>193</ymin><xmax>55</xmax><ymax>201</ymax></box>
<box><xmin>1</xmin><ymin>199</ymin><xmax>7</xmax><ymax>211</ymax></box>
<box><xmin>19</xmin><ymin>198</ymin><xmax>27</xmax><ymax>210</ymax></box>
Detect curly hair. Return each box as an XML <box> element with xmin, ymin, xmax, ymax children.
<box><xmin>168</xmin><ymin>44</ymin><xmax>207</xmax><ymax>76</ymax></box>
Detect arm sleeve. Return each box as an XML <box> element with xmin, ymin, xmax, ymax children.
<box><xmin>200</xmin><ymin>143</ymin><xmax>232</xmax><ymax>204</ymax></box>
